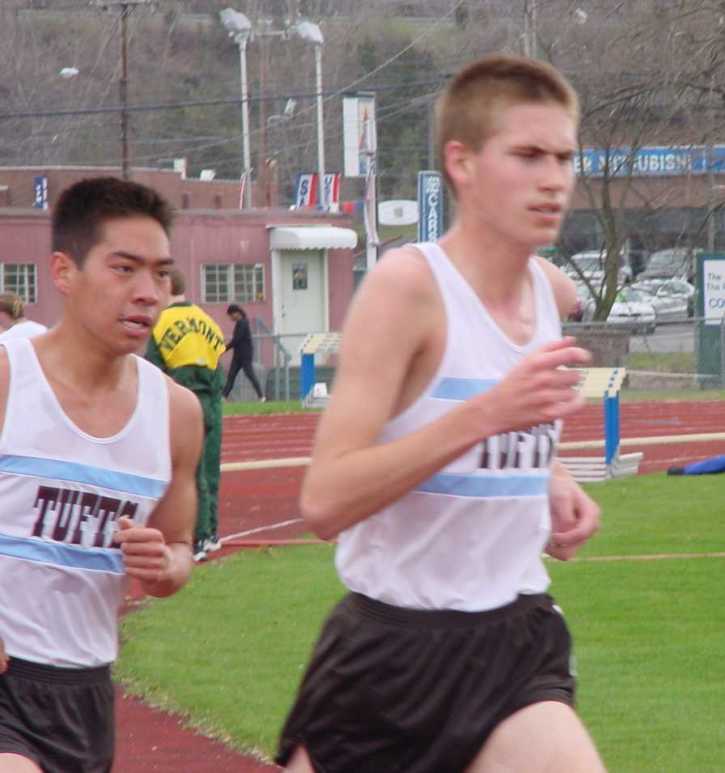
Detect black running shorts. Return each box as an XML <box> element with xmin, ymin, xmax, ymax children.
<box><xmin>276</xmin><ymin>592</ymin><xmax>575</xmax><ymax>773</ymax></box>
<box><xmin>0</xmin><ymin>656</ymin><xmax>114</xmax><ymax>773</ymax></box>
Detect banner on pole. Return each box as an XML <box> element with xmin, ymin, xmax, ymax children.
<box><xmin>342</xmin><ymin>93</ymin><xmax>377</xmax><ymax>178</ymax></box>
<box><xmin>33</xmin><ymin>176</ymin><xmax>48</xmax><ymax>210</ymax></box>
<box><xmin>294</xmin><ymin>173</ymin><xmax>341</xmax><ymax>209</ymax></box>
<box><xmin>417</xmin><ymin>170</ymin><xmax>444</xmax><ymax>242</ymax></box>
<box><xmin>295</xmin><ymin>173</ymin><xmax>318</xmax><ymax>208</ymax></box>
<box><xmin>322</xmin><ymin>173</ymin><xmax>341</xmax><ymax>211</ymax></box>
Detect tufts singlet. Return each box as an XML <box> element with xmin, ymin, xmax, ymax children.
<box><xmin>336</xmin><ymin>242</ymin><xmax>563</xmax><ymax>612</ymax></box>
<box><xmin>0</xmin><ymin>339</ymin><xmax>171</xmax><ymax>667</ymax></box>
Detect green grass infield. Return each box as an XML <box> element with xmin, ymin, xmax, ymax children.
<box><xmin>116</xmin><ymin>474</ymin><xmax>725</xmax><ymax>770</ymax></box>
<box><xmin>222</xmin><ymin>399</ymin><xmax>320</xmax><ymax>417</ymax></box>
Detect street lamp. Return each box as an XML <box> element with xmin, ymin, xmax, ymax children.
<box><xmin>290</xmin><ymin>20</ymin><xmax>326</xmax><ymax>211</ymax></box>
<box><xmin>220</xmin><ymin>7</ymin><xmax>253</xmax><ymax>208</ymax></box>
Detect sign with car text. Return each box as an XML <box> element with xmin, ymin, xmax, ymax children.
<box><xmin>343</xmin><ymin>94</ymin><xmax>377</xmax><ymax>178</ymax></box>
<box><xmin>417</xmin><ymin>171</ymin><xmax>444</xmax><ymax>242</ymax></box>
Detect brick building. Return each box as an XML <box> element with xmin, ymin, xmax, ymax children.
<box><xmin>0</xmin><ymin>170</ymin><xmax>358</xmax><ymax>372</ymax></box>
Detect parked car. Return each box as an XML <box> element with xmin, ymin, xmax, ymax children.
<box><xmin>582</xmin><ymin>286</ymin><xmax>656</xmax><ymax>333</ymax></box>
<box><xmin>564</xmin><ymin>250</ymin><xmax>633</xmax><ymax>285</ymax></box>
<box><xmin>639</xmin><ymin>247</ymin><xmax>702</xmax><ymax>282</ymax></box>
<box><xmin>631</xmin><ymin>278</ymin><xmax>695</xmax><ymax>320</ymax></box>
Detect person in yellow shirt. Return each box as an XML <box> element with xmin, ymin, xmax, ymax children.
<box><xmin>146</xmin><ymin>269</ymin><xmax>226</xmax><ymax>562</ymax></box>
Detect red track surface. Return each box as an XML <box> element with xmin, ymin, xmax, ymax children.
<box><xmin>116</xmin><ymin>401</ymin><xmax>725</xmax><ymax>771</ymax></box>
<box><xmin>559</xmin><ymin>400</ymin><xmax>725</xmax><ymax>474</ymax></box>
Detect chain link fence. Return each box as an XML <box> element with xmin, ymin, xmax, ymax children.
<box><xmin>565</xmin><ymin>316</ymin><xmax>725</xmax><ymax>394</ymax></box>
<box><xmin>224</xmin><ymin>331</ymin><xmax>337</xmax><ymax>402</ymax></box>
<box><xmin>223</xmin><ymin>317</ymin><xmax>725</xmax><ymax>403</ymax></box>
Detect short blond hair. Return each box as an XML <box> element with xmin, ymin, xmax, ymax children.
<box><xmin>0</xmin><ymin>293</ymin><xmax>23</xmax><ymax>321</ymax></box>
<box><xmin>436</xmin><ymin>54</ymin><xmax>579</xmax><ymax>194</ymax></box>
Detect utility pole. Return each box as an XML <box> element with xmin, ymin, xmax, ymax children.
<box><xmin>92</xmin><ymin>0</ymin><xmax>152</xmax><ymax>180</ymax></box>
<box><xmin>120</xmin><ymin>3</ymin><xmax>130</xmax><ymax>179</ymax></box>
<box><xmin>708</xmin><ymin>71</ymin><xmax>718</xmax><ymax>253</ymax></box>
<box><xmin>523</xmin><ymin>0</ymin><xmax>538</xmax><ymax>58</ymax></box>
<box><xmin>258</xmin><ymin>32</ymin><xmax>269</xmax><ymax>206</ymax></box>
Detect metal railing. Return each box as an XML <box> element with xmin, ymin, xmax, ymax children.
<box><xmin>251</xmin><ymin>318</ymin><xmax>294</xmax><ymax>401</ymax></box>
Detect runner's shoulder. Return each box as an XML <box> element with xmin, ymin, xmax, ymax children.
<box><xmin>363</xmin><ymin>243</ymin><xmax>438</xmax><ymax>305</ymax></box>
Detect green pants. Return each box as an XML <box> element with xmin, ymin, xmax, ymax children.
<box><xmin>194</xmin><ymin>390</ymin><xmax>223</xmax><ymax>544</ymax></box>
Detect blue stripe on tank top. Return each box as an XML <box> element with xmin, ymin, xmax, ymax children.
<box><xmin>0</xmin><ymin>455</ymin><xmax>166</xmax><ymax>499</ymax></box>
<box><xmin>416</xmin><ymin>471</ymin><xmax>550</xmax><ymax>498</ymax></box>
<box><xmin>431</xmin><ymin>377</ymin><xmax>498</xmax><ymax>400</ymax></box>
<box><xmin>0</xmin><ymin>533</ymin><xmax>125</xmax><ymax>574</ymax></box>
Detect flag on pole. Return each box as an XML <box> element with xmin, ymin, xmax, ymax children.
<box><xmin>294</xmin><ymin>173</ymin><xmax>317</xmax><ymax>208</ymax></box>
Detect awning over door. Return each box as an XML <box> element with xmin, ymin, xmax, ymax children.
<box><xmin>269</xmin><ymin>226</ymin><xmax>357</xmax><ymax>251</ymax></box>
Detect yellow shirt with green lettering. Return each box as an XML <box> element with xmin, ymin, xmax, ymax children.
<box><xmin>146</xmin><ymin>303</ymin><xmax>227</xmax><ymax>396</ymax></box>
<box><xmin>151</xmin><ymin>303</ymin><xmax>226</xmax><ymax>370</ymax></box>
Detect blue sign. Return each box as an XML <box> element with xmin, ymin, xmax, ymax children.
<box><xmin>417</xmin><ymin>170</ymin><xmax>444</xmax><ymax>242</ymax></box>
<box><xmin>33</xmin><ymin>176</ymin><xmax>48</xmax><ymax>209</ymax></box>
<box><xmin>576</xmin><ymin>145</ymin><xmax>725</xmax><ymax>177</ymax></box>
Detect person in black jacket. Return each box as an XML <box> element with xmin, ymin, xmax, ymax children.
<box><xmin>223</xmin><ymin>304</ymin><xmax>265</xmax><ymax>401</ymax></box>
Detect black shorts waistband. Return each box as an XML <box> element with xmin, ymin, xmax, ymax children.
<box><xmin>5</xmin><ymin>656</ymin><xmax>112</xmax><ymax>685</ymax></box>
<box><xmin>347</xmin><ymin>592</ymin><xmax>552</xmax><ymax>629</ymax></box>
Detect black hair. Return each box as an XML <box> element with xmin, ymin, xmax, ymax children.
<box><xmin>51</xmin><ymin>176</ymin><xmax>174</xmax><ymax>266</ymax></box>
<box><xmin>169</xmin><ymin>268</ymin><xmax>186</xmax><ymax>296</ymax></box>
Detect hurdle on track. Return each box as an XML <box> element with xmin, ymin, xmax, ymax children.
<box><xmin>558</xmin><ymin>367</ymin><xmax>643</xmax><ymax>483</ymax></box>
<box><xmin>299</xmin><ymin>332</ymin><xmax>341</xmax><ymax>407</ymax></box>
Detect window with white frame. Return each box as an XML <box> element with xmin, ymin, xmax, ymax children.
<box><xmin>202</xmin><ymin>263</ymin><xmax>265</xmax><ymax>303</ymax></box>
<box><xmin>0</xmin><ymin>264</ymin><xmax>37</xmax><ymax>303</ymax></box>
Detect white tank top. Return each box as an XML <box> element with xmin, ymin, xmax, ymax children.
<box><xmin>0</xmin><ymin>339</ymin><xmax>171</xmax><ymax>667</ymax></box>
<box><xmin>335</xmin><ymin>243</ymin><xmax>563</xmax><ymax>612</ymax></box>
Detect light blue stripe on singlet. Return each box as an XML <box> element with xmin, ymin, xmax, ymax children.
<box><xmin>431</xmin><ymin>377</ymin><xmax>497</xmax><ymax>401</ymax></box>
<box><xmin>0</xmin><ymin>455</ymin><xmax>166</xmax><ymax>498</ymax></box>
<box><xmin>416</xmin><ymin>471</ymin><xmax>550</xmax><ymax>498</ymax></box>
<box><xmin>0</xmin><ymin>533</ymin><xmax>124</xmax><ymax>574</ymax></box>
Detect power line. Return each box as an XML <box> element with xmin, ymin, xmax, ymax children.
<box><xmin>1</xmin><ymin>0</ymin><xmax>463</xmax><ymax>125</ymax></box>
<box><xmin>0</xmin><ymin>76</ymin><xmax>450</xmax><ymax>122</ymax></box>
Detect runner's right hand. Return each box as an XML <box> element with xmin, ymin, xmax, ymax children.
<box><xmin>479</xmin><ymin>338</ymin><xmax>590</xmax><ymax>433</ymax></box>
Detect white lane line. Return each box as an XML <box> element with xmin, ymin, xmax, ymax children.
<box><xmin>575</xmin><ymin>551</ymin><xmax>725</xmax><ymax>563</ymax></box>
<box><xmin>219</xmin><ymin>431</ymin><xmax>725</xmax><ymax>471</ymax></box>
<box><xmin>221</xmin><ymin>457</ymin><xmax>311</xmax><ymax>472</ymax></box>
<box><xmin>559</xmin><ymin>431</ymin><xmax>725</xmax><ymax>451</ymax></box>
<box><xmin>221</xmin><ymin>518</ymin><xmax>304</xmax><ymax>543</ymax></box>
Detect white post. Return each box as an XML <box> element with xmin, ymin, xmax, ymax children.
<box><xmin>314</xmin><ymin>43</ymin><xmax>326</xmax><ymax>210</ymax></box>
<box><xmin>365</xmin><ymin>150</ymin><xmax>378</xmax><ymax>272</ymax></box>
<box><xmin>238</xmin><ymin>35</ymin><xmax>252</xmax><ymax>209</ymax></box>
